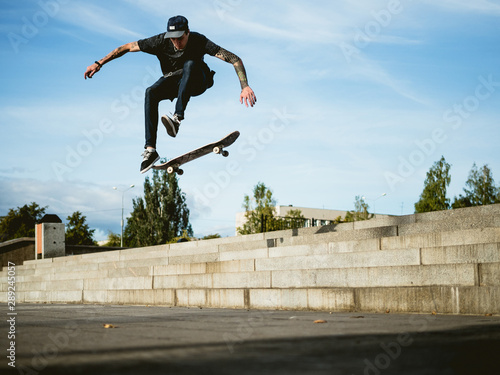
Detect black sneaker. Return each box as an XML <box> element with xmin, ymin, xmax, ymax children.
<box><xmin>140</xmin><ymin>149</ymin><xmax>160</xmax><ymax>174</ymax></box>
<box><xmin>161</xmin><ymin>114</ymin><xmax>181</xmax><ymax>138</ymax></box>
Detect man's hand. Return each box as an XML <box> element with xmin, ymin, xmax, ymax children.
<box><xmin>84</xmin><ymin>62</ymin><xmax>101</xmax><ymax>79</ymax></box>
<box><xmin>84</xmin><ymin>42</ymin><xmax>140</xmax><ymax>80</ymax></box>
<box><xmin>240</xmin><ymin>86</ymin><xmax>257</xmax><ymax>107</ymax></box>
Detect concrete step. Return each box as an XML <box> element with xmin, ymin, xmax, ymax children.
<box><xmin>11</xmin><ymin>262</ymin><xmax>498</xmax><ymax>296</ymax></box>
<box><xmin>422</xmin><ymin>243</ymin><xmax>500</xmax><ymax>265</ymax></box>
<box><xmin>6</xmin><ymin>228</ymin><xmax>500</xmax><ymax>284</ymax></box>
<box><xmin>7</xmin><ymin>242</ymin><xmax>498</xmax><ymax>289</ymax></box>
<box><xmin>9</xmin><ymin>285</ymin><xmax>500</xmax><ymax>315</ymax></box>
<box><xmin>256</xmin><ymin>248</ymin><xmax>421</xmax><ymax>271</ymax></box>
<box><xmin>382</xmin><ymin>227</ymin><xmax>500</xmax><ymax>250</ymax></box>
<box><xmin>270</xmin><ymin>263</ymin><xmax>483</xmax><ymax>289</ymax></box>
<box><xmin>13</xmin><ymin>206</ymin><xmax>499</xmax><ymax>272</ymax></box>
<box><xmin>259</xmin><ymin>203</ymin><xmax>500</xmax><ymax>238</ymax></box>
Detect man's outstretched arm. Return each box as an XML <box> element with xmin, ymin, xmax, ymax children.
<box><xmin>214</xmin><ymin>47</ymin><xmax>257</xmax><ymax>107</ymax></box>
<box><xmin>84</xmin><ymin>41</ymin><xmax>140</xmax><ymax>79</ymax></box>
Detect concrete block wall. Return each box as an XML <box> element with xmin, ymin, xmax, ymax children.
<box><xmin>1</xmin><ymin>204</ymin><xmax>500</xmax><ymax>315</ymax></box>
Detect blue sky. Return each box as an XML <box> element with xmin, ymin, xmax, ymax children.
<box><xmin>1</xmin><ymin>0</ymin><xmax>500</xmax><ymax>240</ymax></box>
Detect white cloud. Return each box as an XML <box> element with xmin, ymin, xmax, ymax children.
<box><xmin>57</xmin><ymin>3</ymin><xmax>143</xmax><ymax>40</ymax></box>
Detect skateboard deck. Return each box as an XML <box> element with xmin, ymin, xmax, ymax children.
<box><xmin>152</xmin><ymin>131</ymin><xmax>240</xmax><ymax>175</ymax></box>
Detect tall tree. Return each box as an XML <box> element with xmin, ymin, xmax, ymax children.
<box><xmin>414</xmin><ymin>156</ymin><xmax>451</xmax><ymax>213</ymax></box>
<box><xmin>237</xmin><ymin>182</ymin><xmax>277</xmax><ymax>234</ymax></box>
<box><xmin>124</xmin><ymin>169</ymin><xmax>192</xmax><ymax>247</ymax></box>
<box><xmin>65</xmin><ymin>211</ymin><xmax>96</xmax><ymax>245</ymax></box>
<box><xmin>452</xmin><ymin>163</ymin><xmax>499</xmax><ymax>208</ymax></box>
<box><xmin>0</xmin><ymin>202</ymin><xmax>47</xmax><ymax>242</ymax></box>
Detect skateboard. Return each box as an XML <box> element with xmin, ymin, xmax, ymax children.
<box><xmin>152</xmin><ymin>131</ymin><xmax>240</xmax><ymax>175</ymax></box>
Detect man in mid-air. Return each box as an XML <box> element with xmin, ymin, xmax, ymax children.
<box><xmin>84</xmin><ymin>15</ymin><xmax>257</xmax><ymax>173</ymax></box>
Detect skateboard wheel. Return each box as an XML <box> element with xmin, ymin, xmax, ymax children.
<box><xmin>177</xmin><ymin>169</ymin><xmax>184</xmax><ymax>175</ymax></box>
<box><xmin>222</xmin><ymin>150</ymin><xmax>229</xmax><ymax>157</ymax></box>
<box><xmin>167</xmin><ymin>166</ymin><xmax>174</xmax><ymax>174</ymax></box>
<box><xmin>213</xmin><ymin>146</ymin><xmax>221</xmax><ymax>154</ymax></box>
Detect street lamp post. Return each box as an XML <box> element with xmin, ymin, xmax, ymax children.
<box><xmin>371</xmin><ymin>193</ymin><xmax>387</xmax><ymax>217</ymax></box>
<box><xmin>362</xmin><ymin>193</ymin><xmax>387</xmax><ymax>218</ymax></box>
<box><xmin>113</xmin><ymin>184</ymin><xmax>135</xmax><ymax>247</ymax></box>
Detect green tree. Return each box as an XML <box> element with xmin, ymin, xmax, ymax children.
<box><xmin>124</xmin><ymin>169</ymin><xmax>192</xmax><ymax>247</ymax></box>
<box><xmin>275</xmin><ymin>208</ymin><xmax>306</xmax><ymax>230</ymax></box>
<box><xmin>345</xmin><ymin>195</ymin><xmax>372</xmax><ymax>222</ymax></box>
<box><xmin>168</xmin><ymin>229</ymin><xmax>192</xmax><ymax>244</ymax></box>
<box><xmin>103</xmin><ymin>231</ymin><xmax>122</xmax><ymax>247</ymax></box>
<box><xmin>452</xmin><ymin>163</ymin><xmax>499</xmax><ymax>208</ymax></box>
<box><xmin>0</xmin><ymin>202</ymin><xmax>47</xmax><ymax>242</ymax></box>
<box><xmin>65</xmin><ymin>211</ymin><xmax>96</xmax><ymax>245</ymax></box>
<box><xmin>414</xmin><ymin>156</ymin><xmax>451</xmax><ymax>213</ymax></box>
<box><xmin>202</xmin><ymin>234</ymin><xmax>222</xmax><ymax>240</ymax></box>
<box><xmin>237</xmin><ymin>182</ymin><xmax>277</xmax><ymax>234</ymax></box>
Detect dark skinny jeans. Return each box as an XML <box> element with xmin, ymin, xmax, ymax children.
<box><xmin>144</xmin><ymin>60</ymin><xmax>212</xmax><ymax>148</ymax></box>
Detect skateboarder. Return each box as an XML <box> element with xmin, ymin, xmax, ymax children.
<box><xmin>84</xmin><ymin>15</ymin><xmax>257</xmax><ymax>173</ymax></box>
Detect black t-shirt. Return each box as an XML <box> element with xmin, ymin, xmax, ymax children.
<box><xmin>138</xmin><ymin>32</ymin><xmax>220</xmax><ymax>75</ymax></box>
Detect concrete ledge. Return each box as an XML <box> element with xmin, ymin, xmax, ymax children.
<box><xmin>356</xmin><ymin>286</ymin><xmax>500</xmax><ymax>315</ymax></box>
<box><xmin>271</xmin><ymin>263</ymin><xmax>477</xmax><ymax>288</ymax></box>
<box><xmin>213</xmin><ymin>271</ymin><xmax>271</xmax><ymax>289</ymax></box>
<box><xmin>220</xmin><ymin>247</ymin><xmax>268</xmax><ymax>261</ymax></box>
<box><xmin>17</xmin><ymin>279</ymin><xmax>84</xmax><ymax>292</ymax></box>
<box><xmin>155</xmin><ymin>263</ymin><xmax>207</xmax><ymax>276</ymax></box>
<box><xmin>206</xmin><ymin>259</ymin><xmax>255</xmax><ymax>274</ymax></box>
<box><xmin>154</xmin><ymin>274</ymin><xmax>213</xmax><ymax>289</ymax></box>
<box><xmin>248</xmin><ymin>288</ymin><xmax>355</xmax><ymax>311</ymax></box>
<box><xmin>84</xmin><ymin>276</ymin><xmax>153</xmax><ymax>290</ymax></box>
<box><xmin>168</xmin><ymin>242</ymin><xmax>217</xmax><ymax>257</ymax></box>
<box><xmin>118</xmin><ymin>247</ymin><xmax>168</xmax><ymax>261</ymax></box>
<box><xmin>268</xmin><ymin>243</ymin><xmax>328</xmax><ymax>258</ymax></box>
<box><xmin>168</xmin><ymin>252</ymin><xmax>219</xmax><ymax>265</ymax></box>
<box><xmin>97</xmin><ymin>258</ymin><xmax>169</xmax><ymax>270</ymax></box>
<box><xmin>88</xmin><ymin>289</ymin><xmax>176</xmax><ymax>306</ymax></box>
<box><xmin>381</xmin><ymin>228</ymin><xmax>500</xmax><ymax>250</ymax></box>
<box><xmin>412</xmin><ymin>203</ymin><xmax>500</xmax><ymax>224</ymax></box>
<box><xmin>256</xmin><ymin>248</ymin><xmax>421</xmax><ymax>271</ymax></box>
<box><xmin>479</xmin><ymin>263</ymin><xmax>500</xmax><ymax>286</ymax></box>
<box><xmin>283</xmin><ymin>226</ymin><xmax>399</xmax><ymax>247</ymax></box>
<box><xmin>328</xmin><ymin>238</ymin><xmax>380</xmax><ymax>253</ymax></box>
<box><xmin>19</xmin><ymin>290</ymin><xmax>83</xmax><ymax>303</ymax></box>
<box><xmin>175</xmin><ymin>288</ymin><xmax>246</xmax><ymax>308</ymax></box>
<box><xmin>422</xmin><ymin>243</ymin><xmax>500</xmax><ymax>265</ymax></box>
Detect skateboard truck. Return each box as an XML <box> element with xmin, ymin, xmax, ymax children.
<box><xmin>166</xmin><ymin>165</ymin><xmax>184</xmax><ymax>175</ymax></box>
<box><xmin>212</xmin><ymin>145</ymin><xmax>229</xmax><ymax>158</ymax></box>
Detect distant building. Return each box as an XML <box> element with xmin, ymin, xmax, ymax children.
<box><xmin>236</xmin><ymin>205</ymin><xmax>392</xmax><ymax>234</ymax></box>
<box><xmin>236</xmin><ymin>205</ymin><xmax>345</xmax><ymax>234</ymax></box>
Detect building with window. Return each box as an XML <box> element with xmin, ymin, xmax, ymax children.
<box><xmin>235</xmin><ymin>205</ymin><xmax>391</xmax><ymax>234</ymax></box>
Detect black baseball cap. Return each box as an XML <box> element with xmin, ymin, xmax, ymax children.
<box><xmin>165</xmin><ymin>15</ymin><xmax>188</xmax><ymax>38</ymax></box>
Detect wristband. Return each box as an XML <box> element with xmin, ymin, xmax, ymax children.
<box><xmin>95</xmin><ymin>61</ymin><xmax>102</xmax><ymax>68</ymax></box>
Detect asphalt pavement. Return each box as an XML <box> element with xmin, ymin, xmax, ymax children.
<box><xmin>1</xmin><ymin>303</ymin><xmax>499</xmax><ymax>374</ymax></box>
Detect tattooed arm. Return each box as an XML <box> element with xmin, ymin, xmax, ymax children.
<box><xmin>84</xmin><ymin>41</ymin><xmax>140</xmax><ymax>79</ymax></box>
<box><xmin>213</xmin><ymin>46</ymin><xmax>257</xmax><ymax>107</ymax></box>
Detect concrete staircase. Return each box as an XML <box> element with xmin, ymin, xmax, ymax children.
<box><xmin>2</xmin><ymin>205</ymin><xmax>500</xmax><ymax>315</ymax></box>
